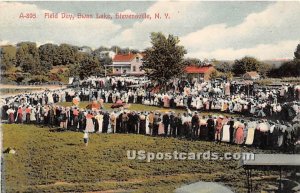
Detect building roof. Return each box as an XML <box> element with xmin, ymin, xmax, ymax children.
<box><xmin>113</xmin><ymin>53</ymin><xmax>136</xmax><ymax>62</ymax></box>
<box><xmin>185</xmin><ymin>65</ymin><xmax>213</xmax><ymax>74</ymax></box>
<box><xmin>244</xmin><ymin>71</ymin><xmax>259</xmax><ymax>77</ymax></box>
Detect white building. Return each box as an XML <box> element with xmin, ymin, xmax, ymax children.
<box><xmin>107</xmin><ymin>53</ymin><xmax>144</xmax><ymax>76</ymax></box>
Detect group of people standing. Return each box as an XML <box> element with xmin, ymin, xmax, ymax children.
<box><xmin>1</xmin><ymin>76</ymin><xmax>300</xmax><ymax>151</ymax></box>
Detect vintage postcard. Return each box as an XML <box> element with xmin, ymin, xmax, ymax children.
<box><xmin>0</xmin><ymin>1</ymin><xmax>299</xmax><ymax>193</ymax></box>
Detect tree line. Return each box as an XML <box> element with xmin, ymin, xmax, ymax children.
<box><xmin>1</xmin><ymin>37</ymin><xmax>299</xmax><ymax>84</ymax></box>
<box><xmin>0</xmin><ymin>42</ymin><xmax>138</xmax><ymax>83</ymax></box>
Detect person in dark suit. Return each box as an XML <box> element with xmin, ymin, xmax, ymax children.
<box><xmin>169</xmin><ymin>112</ymin><xmax>176</xmax><ymax>137</ymax></box>
<box><xmin>207</xmin><ymin>115</ymin><xmax>215</xmax><ymax>141</ymax></box>
<box><xmin>191</xmin><ymin>112</ymin><xmax>200</xmax><ymax>140</ymax></box>
<box><xmin>162</xmin><ymin>112</ymin><xmax>170</xmax><ymax>137</ymax></box>
<box><xmin>102</xmin><ymin>112</ymin><xmax>110</xmax><ymax>133</ymax></box>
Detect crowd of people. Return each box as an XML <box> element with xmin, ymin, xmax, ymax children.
<box><xmin>1</xmin><ymin>76</ymin><xmax>300</xmax><ymax>151</ymax></box>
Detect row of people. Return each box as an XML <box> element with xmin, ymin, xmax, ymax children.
<box><xmin>5</xmin><ymin>104</ymin><xmax>300</xmax><ymax>151</ymax></box>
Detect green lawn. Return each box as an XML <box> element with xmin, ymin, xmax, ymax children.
<box><xmin>3</xmin><ymin>124</ymin><xmax>277</xmax><ymax>193</ymax></box>
<box><xmin>57</xmin><ymin>102</ymin><xmax>238</xmax><ymax>118</ymax></box>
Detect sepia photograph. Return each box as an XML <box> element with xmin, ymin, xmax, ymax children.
<box><xmin>0</xmin><ymin>1</ymin><xmax>300</xmax><ymax>193</ymax></box>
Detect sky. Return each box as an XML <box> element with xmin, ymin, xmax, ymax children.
<box><xmin>0</xmin><ymin>1</ymin><xmax>299</xmax><ymax>60</ymax></box>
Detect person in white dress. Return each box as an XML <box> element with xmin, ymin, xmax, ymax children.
<box><xmin>95</xmin><ymin>112</ymin><xmax>104</xmax><ymax>133</ymax></box>
<box><xmin>85</xmin><ymin>111</ymin><xmax>95</xmax><ymax>133</ymax></box>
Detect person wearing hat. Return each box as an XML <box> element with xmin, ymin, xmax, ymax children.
<box><xmin>25</xmin><ymin>105</ymin><xmax>31</xmax><ymax>124</ymax></box>
<box><xmin>109</xmin><ymin>111</ymin><xmax>117</xmax><ymax>133</ymax></box>
<box><xmin>94</xmin><ymin>111</ymin><xmax>103</xmax><ymax>133</ymax></box>
<box><xmin>48</xmin><ymin>105</ymin><xmax>55</xmax><ymax>127</ymax></box>
<box><xmin>139</xmin><ymin>112</ymin><xmax>146</xmax><ymax>135</ymax></box>
<box><xmin>133</xmin><ymin>111</ymin><xmax>140</xmax><ymax>134</ymax></box>
<box><xmin>59</xmin><ymin>107</ymin><xmax>68</xmax><ymax>130</ymax></box>
<box><xmin>72</xmin><ymin>107</ymin><xmax>79</xmax><ymax>131</ymax></box>
<box><xmin>169</xmin><ymin>111</ymin><xmax>176</xmax><ymax>137</ymax></box>
<box><xmin>228</xmin><ymin>117</ymin><xmax>235</xmax><ymax>144</ymax></box>
<box><xmin>85</xmin><ymin>110</ymin><xmax>95</xmax><ymax>133</ymax></box>
<box><xmin>102</xmin><ymin>111</ymin><xmax>110</xmax><ymax>133</ymax></box>
<box><xmin>127</xmin><ymin>111</ymin><xmax>135</xmax><ymax>133</ymax></box>
<box><xmin>153</xmin><ymin>112</ymin><xmax>161</xmax><ymax>136</ymax></box>
<box><xmin>148</xmin><ymin>111</ymin><xmax>154</xmax><ymax>135</ymax></box>
<box><xmin>199</xmin><ymin>115</ymin><xmax>208</xmax><ymax>140</ymax></box>
<box><xmin>30</xmin><ymin>105</ymin><xmax>36</xmax><ymax>124</ymax></box>
<box><xmin>16</xmin><ymin>106</ymin><xmax>23</xmax><ymax>124</ymax></box>
<box><xmin>121</xmin><ymin>111</ymin><xmax>129</xmax><ymax>133</ymax></box>
<box><xmin>162</xmin><ymin>112</ymin><xmax>170</xmax><ymax>137</ymax></box>
<box><xmin>207</xmin><ymin>115</ymin><xmax>215</xmax><ymax>141</ymax></box>
<box><xmin>6</xmin><ymin>106</ymin><xmax>15</xmax><ymax>124</ymax></box>
<box><xmin>191</xmin><ymin>111</ymin><xmax>200</xmax><ymax>140</ymax></box>
<box><xmin>215</xmin><ymin>115</ymin><xmax>224</xmax><ymax>143</ymax></box>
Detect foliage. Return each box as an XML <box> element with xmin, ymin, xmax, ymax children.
<box><xmin>0</xmin><ymin>45</ymin><xmax>17</xmax><ymax>72</ymax></box>
<box><xmin>258</xmin><ymin>62</ymin><xmax>272</xmax><ymax>78</ymax></box>
<box><xmin>269</xmin><ymin>59</ymin><xmax>300</xmax><ymax>77</ymax></box>
<box><xmin>78</xmin><ymin>53</ymin><xmax>103</xmax><ymax>79</ymax></box>
<box><xmin>215</xmin><ymin>62</ymin><xmax>232</xmax><ymax>73</ymax></box>
<box><xmin>38</xmin><ymin>43</ymin><xmax>60</xmax><ymax>70</ymax></box>
<box><xmin>224</xmin><ymin>72</ymin><xmax>233</xmax><ymax>81</ymax></box>
<box><xmin>231</xmin><ymin>56</ymin><xmax>272</xmax><ymax>77</ymax></box>
<box><xmin>16</xmin><ymin>42</ymin><xmax>48</xmax><ymax>75</ymax></box>
<box><xmin>232</xmin><ymin>56</ymin><xmax>261</xmax><ymax>75</ymax></box>
<box><xmin>209</xmin><ymin>70</ymin><xmax>218</xmax><ymax>80</ymax></box>
<box><xmin>294</xmin><ymin>43</ymin><xmax>300</xmax><ymax>60</ymax></box>
<box><xmin>183</xmin><ymin>58</ymin><xmax>202</xmax><ymax>66</ymax></box>
<box><xmin>141</xmin><ymin>32</ymin><xmax>187</xmax><ymax>84</ymax></box>
<box><xmin>58</xmin><ymin>44</ymin><xmax>78</xmax><ymax>66</ymax></box>
<box><xmin>67</xmin><ymin>63</ymin><xmax>81</xmax><ymax>77</ymax></box>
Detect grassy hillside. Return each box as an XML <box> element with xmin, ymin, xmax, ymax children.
<box><xmin>3</xmin><ymin>124</ymin><xmax>276</xmax><ymax>193</ymax></box>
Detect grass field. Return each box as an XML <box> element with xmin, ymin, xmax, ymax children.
<box><xmin>57</xmin><ymin>102</ymin><xmax>238</xmax><ymax>118</ymax></box>
<box><xmin>3</xmin><ymin>124</ymin><xmax>278</xmax><ymax>193</ymax></box>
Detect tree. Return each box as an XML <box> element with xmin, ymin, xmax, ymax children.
<box><xmin>183</xmin><ymin>58</ymin><xmax>202</xmax><ymax>66</ymax></box>
<box><xmin>78</xmin><ymin>54</ymin><xmax>103</xmax><ymax>79</ymax></box>
<box><xmin>209</xmin><ymin>70</ymin><xmax>218</xmax><ymax>80</ymax></box>
<box><xmin>110</xmin><ymin>46</ymin><xmax>131</xmax><ymax>54</ymax></box>
<box><xmin>92</xmin><ymin>49</ymin><xmax>112</xmax><ymax>66</ymax></box>
<box><xmin>0</xmin><ymin>45</ymin><xmax>17</xmax><ymax>72</ymax></box>
<box><xmin>57</xmin><ymin>44</ymin><xmax>78</xmax><ymax>66</ymax></box>
<box><xmin>67</xmin><ymin>63</ymin><xmax>80</xmax><ymax>77</ymax></box>
<box><xmin>141</xmin><ymin>32</ymin><xmax>187</xmax><ymax>85</ymax></box>
<box><xmin>225</xmin><ymin>72</ymin><xmax>233</xmax><ymax>81</ymax></box>
<box><xmin>269</xmin><ymin>43</ymin><xmax>300</xmax><ymax>77</ymax></box>
<box><xmin>258</xmin><ymin>62</ymin><xmax>272</xmax><ymax>78</ymax></box>
<box><xmin>271</xmin><ymin>60</ymin><xmax>300</xmax><ymax>77</ymax></box>
<box><xmin>294</xmin><ymin>43</ymin><xmax>300</xmax><ymax>60</ymax></box>
<box><xmin>16</xmin><ymin>42</ymin><xmax>46</xmax><ymax>75</ymax></box>
<box><xmin>38</xmin><ymin>43</ymin><xmax>59</xmax><ymax>70</ymax></box>
<box><xmin>215</xmin><ymin>62</ymin><xmax>232</xmax><ymax>73</ymax></box>
<box><xmin>232</xmin><ymin>56</ymin><xmax>261</xmax><ymax>75</ymax></box>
